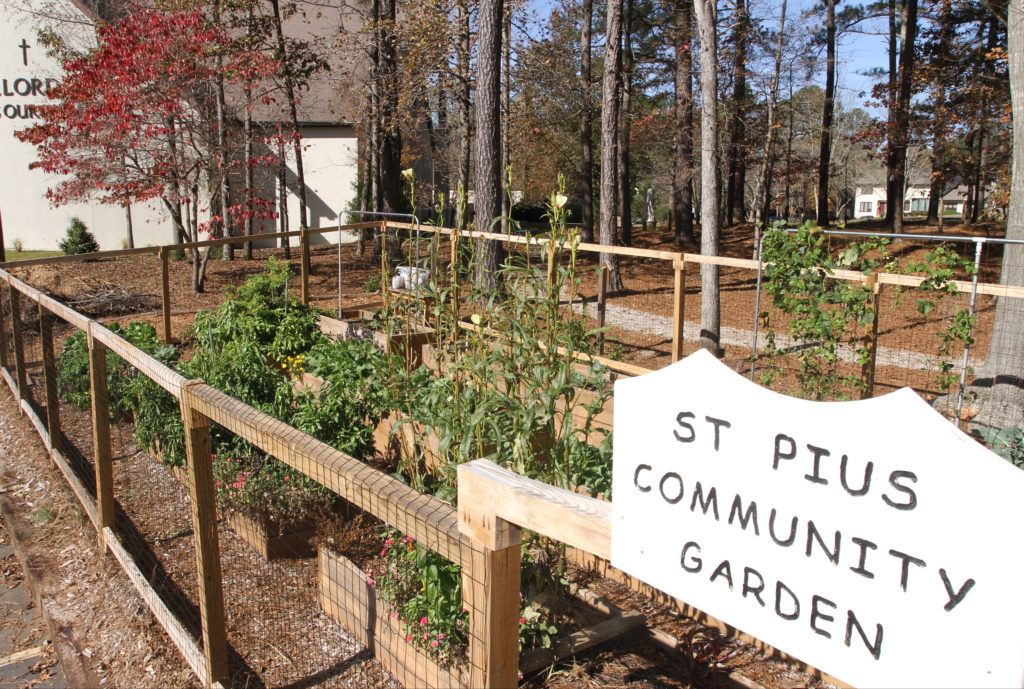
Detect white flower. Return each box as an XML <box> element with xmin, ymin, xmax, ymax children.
<box><xmin>553</xmin><ymin>194</ymin><xmax>568</xmax><ymax>209</ymax></box>
<box><xmin>470</xmin><ymin>314</ymin><xmax>482</xmax><ymax>326</ymax></box>
<box><xmin>401</xmin><ymin>168</ymin><xmax>415</xmax><ymax>180</ymax></box>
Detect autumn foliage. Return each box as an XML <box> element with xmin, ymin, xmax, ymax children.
<box><xmin>16</xmin><ymin>9</ymin><xmax>281</xmax><ymax>239</ymax></box>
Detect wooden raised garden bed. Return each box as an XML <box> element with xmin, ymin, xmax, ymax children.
<box><xmin>318</xmin><ymin>548</ymin><xmax>645</xmax><ymax>684</ymax></box>
<box><xmin>225</xmin><ymin>510</ymin><xmax>316</xmax><ymax>560</ymax></box>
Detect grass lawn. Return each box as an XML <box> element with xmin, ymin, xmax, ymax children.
<box><xmin>3</xmin><ymin>250</ymin><xmax>63</xmax><ymax>262</ymax></box>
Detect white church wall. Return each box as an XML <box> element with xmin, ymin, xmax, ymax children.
<box><xmin>1</xmin><ymin>0</ymin><xmax>170</xmax><ymax>251</ymax></box>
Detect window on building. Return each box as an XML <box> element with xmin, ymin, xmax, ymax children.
<box><xmin>911</xmin><ymin>198</ymin><xmax>928</xmax><ymax>212</ymax></box>
<box><xmin>859</xmin><ymin>201</ymin><xmax>872</xmax><ymax>213</ymax></box>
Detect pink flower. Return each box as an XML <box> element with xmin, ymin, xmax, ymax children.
<box><xmin>455</xmin><ymin>619</ymin><xmax>463</xmax><ymax>627</ymax></box>
<box><xmin>423</xmin><ymin>632</ymin><xmax>429</xmax><ymax>640</ymax></box>
<box><xmin>392</xmin><ymin>611</ymin><xmax>398</xmax><ymax>619</ymax></box>
<box><xmin>430</xmin><ymin>640</ymin><xmax>438</xmax><ymax>647</ymax></box>
<box><xmin>405</xmin><ymin>634</ymin><xmax>412</xmax><ymax>644</ymax></box>
<box><xmin>519</xmin><ymin>617</ymin><xmax>526</xmax><ymax>625</ymax></box>
<box><xmin>386</xmin><ymin>538</ymin><xmax>394</xmax><ymax>546</ymax></box>
<box><xmin>437</xmin><ymin>633</ymin><xmax>445</xmax><ymax>640</ymax></box>
<box><xmin>420</xmin><ymin>617</ymin><xmax>428</xmax><ymax>626</ymax></box>
<box><xmin>380</xmin><ymin>548</ymin><xmax>387</xmax><ymax>557</ymax></box>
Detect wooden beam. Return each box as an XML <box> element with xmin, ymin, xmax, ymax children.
<box><xmin>183</xmin><ymin>381</ymin><xmax>469</xmax><ymax>564</ymax></box>
<box><xmin>178</xmin><ymin>382</ymin><xmax>228</xmax><ymax>688</ymax></box>
<box><xmin>0</xmin><ymin>282</ymin><xmax>9</xmax><ymax>371</ymax></box>
<box><xmin>104</xmin><ymin>528</ymin><xmax>210</xmax><ymax>686</ymax></box>
<box><xmin>300</xmin><ymin>228</ymin><xmax>311</xmax><ymax>306</ymax></box>
<box><xmin>458</xmin><ymin>460</ymin><xmax>611</xmax><ymax>559</ymax></box>
<box><xmin>672</xmin><ymin>257</ymin><xmax>687</xmax><ymax>362</ymax></box>
<box><xmin>88</xmin><ymin>327</ymin><xmax>114</xmax><ymax>548</ymax></box>
<box><xmin>38</xmin><ymin>308</ymin><xmax>61</xmax><ymax>457</ymax></box>
<box><xmin>7</xmin><ymin>278</ymin><xmax>26</xmax><ymax>405</ymax></box>
<box><xmin>597</xmin><ymin>267</ymin><xmax>608</xmax><ymax>355</ymax></box>
<box><xmin>159</xmin><ymin>246</ymin><xmax>172</xmax><ymax>344</ymax></box>
<box><xmin>861</xmin><ymin>274</ymin><xmax>882</xmax><ymax>399</ymax></box>
<box><xmin>90</xmin><ymin>325</ymin><xmax>184</xmax><ymax>398</ymax></box>
<box><xmin>463</xmin><ymin>542</ymin><xmax>521</xmax><ymax>689</ymax></box>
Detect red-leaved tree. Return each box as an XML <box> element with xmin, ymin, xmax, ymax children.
<box><xmin>17</xmin><ymin>8</ymin><xmax>280</xmax><ymax>291</ymax></box>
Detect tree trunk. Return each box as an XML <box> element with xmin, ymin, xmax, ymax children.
<box><xmin>972</xmin><ymin>0</ymin><xmax>1024</xmax><ymax>427</ymax></box>
<box><xmin>926</xmin><ymin>1</ymin><xmax>952</xmax><ymax>227</ymax></box>
<box><xmin>694</xmin><ymin>0</ymin><xmax>720</xmax><ymax>355</ymax></box>
<box><xmin>785</xmin><ymin>65</ymin><xmax>793</xmax><ymax>218</ymax></box>
<box><xmin>885</xmin><ymin>0</ymin><xmax>897</xmax><ymax>226</ymax></box>
<box><xmin>753</xmin><ymin>0</ymin><xmax>787</xmax><ymax>256</ymax></box>
<box><xmin>124</xmin><ymin>203</ymin><xmax>134</xmax><ymax>249</ymax></box>
<box><xmin>889</xmin><ymin>0</ymin><xmax>918</xmax><ymax>234</ymax></box>
<box><xmin>269</xmin><ymin>0</ymin><xmax>309</xmax><ymax>233</ymax></box>
<box><xmin>277</xmin><ymin>125</ymin><xmax>291</xmax><ymax>259</ymax></box>
<box><xmin>244</xmin><ymin>4</ymin><xmax>255</xmax><ymax>260</ymax></box>
<box><xmin>358</xmin><ymin>119</ymin><xmax>371</xmax><ymax>255</ymax></box>
<box><xmin>599</xmin><ymin>0</ymin><xmax>625</xmax><ymax>292</ymax></box>
<box><xmin>580</xmin><ymin>0</ymin><xmax>595</xmax><ymax>243</ymax></box>
<box><xmin>456</xmin><ymin>0</ymin><xmax>472</xmax><ymax>232</ymax></box>
<box><xmin>500</xmin><ymin>6</ymin><xmax>511</xmax><ymax>233</ymax></box>
<box><xmin>243</xmin><ymin>85</ymin><xmax>254</xmax><ymax>260</ymax></box>
<box><xmin>618</xmin><ymin>0</ymin><xmax>635</xmax><ymax>247</ymax></box>
<box><xmin>725</xmin><ymin>0</ymin><xmax>748</xmax><ymax>226</ymax></box>
<box><xmin>815</xmin><ymin>0</ymin><xmax>835</xmax><ymax>226</ymax></box>
<box><xmin>474</xmin><ymin>0</ymin><xmax>506</xmax><ymax>292</ymax></box>
<box><xmin>672</xmin><ymin>0</ymin><xmax>695</xmax><ymax>247</ymax></box>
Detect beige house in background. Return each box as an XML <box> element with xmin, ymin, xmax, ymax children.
<box><xmin>853</xmin><ymin>182</ymin><xmax>969</xmax><ymax>219</ymax></box>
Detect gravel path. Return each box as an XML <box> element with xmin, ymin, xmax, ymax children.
<box><xmin>570</xmin><ymin>295</ymin><xmax>984</xmax><ymax>372</ymax></box>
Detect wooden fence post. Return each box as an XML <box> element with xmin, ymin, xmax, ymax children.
<box><xmin>597</xmin><ymin>267</ymin><xmax>609</xmax><ymax>355</ymax></box>
<box><xmin>88</xmin><ymin>328</ymin><xmax>114</xmax><ymax>550</ymax></box>
<box><xmin>458</xmin><ymin>463</ymin><xmax>522</xmax><ymax>689</ymax></box>
<box><xmin>7</xmin><ymin>280</ymin><xmax>26</xmax><ymax>406</ymax></box>
<box><xmin>38</xmin><ymin>308</ymin><xmax>62</xmax><ymax>454</ymax></box>
<box><xmin>300</xmin><ymin>228</ymin><xmax>310</xmax><ymax>306</ymax></box>
<box><xmin>861</xmin><ymin>273</ymin><xmax>882</xmax><ymax>399</ymax></box>
<box><xmin>672</xmin><ymin>257</ymin><xmax>687</xmax><ymax>362</ymax></box>
<box><xmin>0</xmin><ymin>283</ymin><xmax>9</xmax><ymax>372</ymax></box>
<box><xmin>179</xmin><ymin>381</ymin><xmax>228</xmax><ymax>688</ymax></box>
<box><xmin>159</xmin><ymin>246</ymin><xmax>172</xmax><ymax>344</ymax></box>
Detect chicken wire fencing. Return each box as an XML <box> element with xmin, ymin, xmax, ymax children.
<box><xmin>750</xmin><ymin>230</ymin><xmax>1024</xmax><ymax>429</ymax></box>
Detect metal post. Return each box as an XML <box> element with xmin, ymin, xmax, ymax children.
<box><xmin>955</xmin><ymin>239</ymin><xmax>985</xmax><ymax>423</ymax></box>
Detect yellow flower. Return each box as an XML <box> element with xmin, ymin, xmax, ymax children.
<box><xmin>470</xmin><ymin>314</ymin><xmax>482</xmax><ymax>326</ymax></box>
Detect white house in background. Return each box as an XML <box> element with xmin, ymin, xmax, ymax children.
<box><xmin>853</xmin><ymin>183</ymin><xmax>969</xmax><ymax>219</ymax></box>
<box><xmin>2</xmin><ymin>0</ymin><xmax>361</xmax><ymax>252</ymax></box>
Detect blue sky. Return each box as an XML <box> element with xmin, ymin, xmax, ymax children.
<box><xmin>521</xmin><ymin>0</ymin><xmax>892</xmax><ymax>114</ymax></box>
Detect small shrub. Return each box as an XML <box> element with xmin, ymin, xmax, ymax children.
<box><xmin>12</xmin><ymin>238</ymin><xmax>23</xmax><ymax>252</ymax></box>
<box><xmin>59</xmin><ymin>217</ymin><xmax>100</xmax><ymax>255</ymax></box>
<box><xmin>362</xmin><ymin>272</ymin><xmax>382</xmax><ymax>293</ymax></box>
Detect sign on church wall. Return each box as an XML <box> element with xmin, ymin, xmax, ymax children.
<box><xmin>611</xmin><ymin>349</ymin><xmax>1024</xmax><ymax>688</ymax></box>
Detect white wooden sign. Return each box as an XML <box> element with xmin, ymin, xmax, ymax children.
<box><xmin>611</xmin><ymin>349</ymin><xmax>1024</xmax><ymax>688</ymax></box>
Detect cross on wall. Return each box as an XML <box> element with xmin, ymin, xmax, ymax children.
<box><xmin>18</xmin><ymin>39</ymin><xmax>29</xmax><ymax>66</ymax></box>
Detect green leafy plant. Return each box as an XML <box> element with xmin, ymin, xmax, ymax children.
<box><xmin>59</xmin><ymin>217</ymin><xmax>100</xmax><ymax>254</ymax></box>
<box><xmin>978</xmin><ymin>426</ymin><xmax>1024</xmax><ymax>469</ymax></box>
<box><xmin>759</xmin><ymin>223</ymin><xmax>890</xmax><ymax>400</ymax></box>
<box><xmin>903</xmin><ymin>245</ymin><xmax>978</xmax><ymax>391</ymax></box>
<box><xmin>373</xmin><ymin>530</ymin><xmax>469</xmax><ymax>667</ymax></box>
